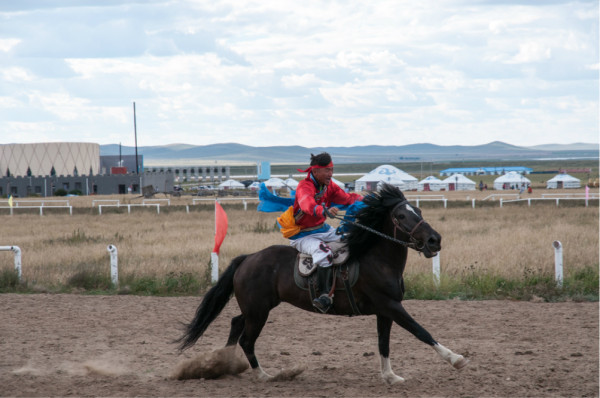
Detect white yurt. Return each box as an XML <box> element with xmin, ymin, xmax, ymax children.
<box><xmin>248</xmin><ymin>181</ymin><xmax>261</xmax><ymax>190</ymax></box>
<box><xmin>546</xmin><ymin>174</ymin><xmax>581</xmax><ymax>189</ymax></box>
<box><xmin>418</xmin><ymin>176</ymin><xmax>445</xmax><ymax>191</ymax></box>
<box><xmin>283</xmin><ymin>178</ymin><xmax>299</xmax><ymax>189</ymax></box>
<box><xmin>331</xmin><ymin>177</ymin><xmax>346</xmax><ymax>190</ymax></box>
<box><xmin>355</xmin><ymin>165</ymin><xmax>418</xmax><ymax>192</ymax></box>
<box><xmin>218</xmin><ymin>179</ymin><xmax>245</xmax><ymax>189</ymax></box>
<box><xmin>442</xmin><ymin>174</ymin><xmax>476</xmax><ymax>191</ymax></box>
<box><xmin>263</xmin><ymin>177</ymin><xmax>287</xmax><ymax>188</ymax></box>
<box><xmin>493</xmin><ymin>172</ymin><xmax>531</xmax><ymax>190</ymax></box>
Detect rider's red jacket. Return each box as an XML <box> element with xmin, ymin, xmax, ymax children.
<box><xmin>293</xmin><ymin>173</ymin><xmax>362</xmax><ymax>230</ymax></box>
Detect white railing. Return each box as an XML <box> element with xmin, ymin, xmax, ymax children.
<box><xmin>192</xmin><ymin>197</ymin><xmax>260</xmax><ymax>211</ymax></box>
<box><xmin>481</xmin><ymin>194</ymin><xmax>520</xmax><ymax>201</ymax></box>
<box><xmin>0</xmin><ymin>199</ymin><xmax>70</xmax><ymax>207</ymax></box>
<box><xmin>143</xmin><ymin>198</ymin><xmax>170</xmax><ymax>206</ymax></box>
<box><xmin>92</xmin><ymin>199</ymin><xmax>120</xmax><ymax>207</ymax></box>
<box><xmin>500</xmin><ymin>197</ymin><xmax>593</xmax><ymax>207</ymax></box>
<box><xmin>98</xmin><ymin>203</ymin><xmax>160</xmax><ymax>214</ymax></box>
<box><xmin>542</xmin><ymin>193</ymin><xmax>599</xmax><ymax>199</ymax></box>
<box><xmin>0</xmin><ymin>205</ymin><xmax>73</xmax><ymax>215</ymax></box>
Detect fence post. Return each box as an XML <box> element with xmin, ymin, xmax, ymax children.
<box><xmin>0</xmin><ymin>246</ymin><xmax>22</xmax><ymax>281</ymax></box>
<box><xmin>211</xmin><ymin>252</ymin><xmax>219</xmax><ymax>283</ymax></box>
<box><xmin>432</xmin><ymin>253</ymin><xmax>440</xmax><ymax>287</ymax></box>
<box><xmin>552</xmin><ymin>241</ymin><xmax>563</xmax><ymax>288</ymax></box>
<box><xmin>107</xmin><ymin>244</ymin><xmax>119</xmax><ymax>288</ymax></box>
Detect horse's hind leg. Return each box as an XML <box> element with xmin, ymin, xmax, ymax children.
<box><xmin>225</xmin><ymin>314</ymin><xmax>245</xmax><ymax>346</ymax></box>
<box><xmin>377</xmin><ymin>315</ymin><xmax>405</xmax><ymax>384</ymax></box>
<box><xmin>238</xmin><ymin>311</ymin><xmax>273</xmax><ymax>380</ymax></box>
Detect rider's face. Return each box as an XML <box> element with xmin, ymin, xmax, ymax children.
<box><xmin>312</xmin><ymin>167</ymin><xmax>334</xmax><ymax>186</ymax></box>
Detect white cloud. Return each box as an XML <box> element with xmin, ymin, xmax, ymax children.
<box><xmin>0</xmin><ymin>0</ymin><xmax>597</xmax><ymax>147</ymax></box>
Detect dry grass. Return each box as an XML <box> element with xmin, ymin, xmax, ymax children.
<box><xmin>0</xmin><ymin>197</ymin><xmax>597</xmax><ymax>292</ymax></box>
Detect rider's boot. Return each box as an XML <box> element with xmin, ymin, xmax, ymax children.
<box><xmin>312</xmin><ymin>266</ymin><xmax>333</xmax><ymax>313</ymax></box>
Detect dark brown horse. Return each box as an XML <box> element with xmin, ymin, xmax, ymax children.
<box><xmin>177</xmin><ymin>183</ymin><xmax>468</xmax><ymax>384</ymax></box>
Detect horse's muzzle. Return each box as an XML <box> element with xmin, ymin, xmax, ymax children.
<box><xmin>421</xmin><ymin>234</ymin><xmax>441</xmax><ymax>258</ymax></box>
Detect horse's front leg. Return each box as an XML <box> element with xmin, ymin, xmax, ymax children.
<box><xmin>376</xmin><ymin>315</ymin><xmax>405</xmax><ymax>385</ymax></box>
<box><xmin>382</xmin><ymin>300</ymin><xmax>469</xmax><ymax>370</ymax></box>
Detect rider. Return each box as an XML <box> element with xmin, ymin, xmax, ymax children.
<box><xmin>279</xmin><ymin>152</ymin><xmax>362</xmax><ymax>313</ymax></box>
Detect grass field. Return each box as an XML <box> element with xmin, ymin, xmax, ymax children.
<box><xmin>0</xmin><ymin>190</ymin><xmax>597</xmax><ymax>301</ymax></box>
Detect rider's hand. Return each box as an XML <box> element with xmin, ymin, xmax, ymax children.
<box><xmin>326</xmin><ymin>207</ymin><xmax>339</xmax><ymax>218</ymax></box>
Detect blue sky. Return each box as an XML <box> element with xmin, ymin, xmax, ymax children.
<box><xmin>0</xmin><ymin>0</ymin><xmax>597</xmax><ymax>148</ymax></box>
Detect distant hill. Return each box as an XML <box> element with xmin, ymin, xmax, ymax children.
<box><xmin>100</xmin><ymin>141</ymin><xmax>599</xmax><ymax>165</ymax></box>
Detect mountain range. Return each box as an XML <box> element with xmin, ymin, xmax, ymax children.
<box><xmin>100</xmin><ymin>141</ymin><xmax>599</xmax><ymax>165</ymax></box>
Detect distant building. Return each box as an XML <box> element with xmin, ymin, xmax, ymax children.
<box><xmin>0</xmin><ymin>172</ymin><xmax>173</xmax><ymax>197</ymax></box>
<box><xmin>0</xmin><ymin>142</ymin><xmax>173</xmax><ymax>197</ymax></box>
<box><xmin>100</xmin><ymin>155</ymin><xmax>143</xmax><ymax>175</ymax></box>
<box><xmin>1</xmin><ymin>142</ymin><xmax>100</xmax><ymax>177</ymax></box>
<box><xmin>145</xmin><ymin>165</ymin><xmax>230</xmax><ymax>183</ymax></box>
<box><xmin>439</xmin><ymin>166</ymin><xmax>532</xmax><ymax>176</ymax></box>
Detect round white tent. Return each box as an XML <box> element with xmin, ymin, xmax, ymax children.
<box><xmin>493</xmin><ymin>172</ymin><xmax>531</xmax><ymax>190</ymax></box>
<box><xmin>283</xmin><ymin>178</ymin><xmax>299</xmax><ymax>189</ymax></box>
<box><xmin>331</xmin><ymin>177</ymin><xmax>346</xmax><ymax>189</ymax></box>
<box><xmin>248</xmin><ymin>181</ymin><xmax>261</xmax><ymax>190</ymax></box>
<box><xmin>218</xmin><ymin>179</ymin><xmax>245</xmax><ymax>189</ymax></box>
<box><xmin>418</xmin><ymin>176</ymin><xmax>445</xmax><ymax>192</ymax></box>
<box><xmin>263</xmin><ymin>177</ymin><xmax>287</xmax><ymax>188</ymax></box>
<box><xmin>546</xmin><ymin>174</ymin><xmax>581</xmax><ymax>189</ymax></box>
<box><xmin>442</xmin><ymin>174</ymin><xmax>476</xmax><ymax>191</ymax></box>
<box><xmin>355</xmin><ymin>165</ymin><xmax>418</xmax><ymax>192</ymax></box>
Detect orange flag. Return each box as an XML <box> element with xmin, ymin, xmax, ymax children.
<box><xmin>213</xmin><ymin>201</ymin><xmax>228</xmax><ymax>254</ymax></box>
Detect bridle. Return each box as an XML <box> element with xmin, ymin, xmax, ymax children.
<box><xmin>326</xmin><ymin>199</ymin><xmax>430</xmax><ymax>251</ymax></box>
<box><xmin>389</xmin><ymin>200</ymin><xmax>429</xmax><ymax>251</ymax></box>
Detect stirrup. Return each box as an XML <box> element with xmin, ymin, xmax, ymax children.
<box><xmin>312</xmin><ymin>294</ymin><xmax>333</xmax><ymax>314</ymax></box>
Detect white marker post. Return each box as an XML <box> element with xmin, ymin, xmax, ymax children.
<box><xmin>211</xmin><ymin>252</ymin><xmax>219</xmax><ymax>283</ymax></box>
<box><xmin>107</xmin><ymin>244</ymin><xmax>119</xmax><ymax>288</ymax></box>
<box><xmin>0</xmin><ymin>246</ymin><xmax>22</xmax><ymax>281</ymax></box>
<box><xmin>552</xmin><ymin>241</ymin><xmax>563</xmax><ymax>288</ymax></box>
<box><xmin>432</xmin><ymin>253</ymin><xmax>441</xmax><ymax>287</ymax></box>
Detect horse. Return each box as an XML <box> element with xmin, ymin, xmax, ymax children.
<box><xmin>176</xmin><ymin>183</ymin><xmax>469</xmax><ymax>384</ymax></box>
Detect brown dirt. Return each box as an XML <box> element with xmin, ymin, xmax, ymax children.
<box><xmin>0</xmin><ymin>294</ymin><xmax>597</xmax><ymax>397</ymax></box>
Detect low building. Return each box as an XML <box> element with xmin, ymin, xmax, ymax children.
<box><xmin>439</xmin><ymin>166</ymin><xmax>533</xmax><ymax>176</ymax></box>
<box><xmin>0</xmin><ymin>172</ymin><xmax>174</xmax><ymax>197</ymax></box>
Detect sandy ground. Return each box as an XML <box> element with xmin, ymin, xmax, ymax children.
<box><xmin>0</xmin><ymin>294</ymin><xmax>597</xmax><ymax>397</ymax></box>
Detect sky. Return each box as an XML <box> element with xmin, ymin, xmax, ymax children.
<box><xmin>0</xmin><ymin>0</ymin><xmax>598</xmax><ymax>148</ymax></box>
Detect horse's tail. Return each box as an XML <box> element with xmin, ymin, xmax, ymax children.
<box><xmin>176</xmin><ymin>254</ymin><xmax>248</xmax><ymax>351</ymax></box>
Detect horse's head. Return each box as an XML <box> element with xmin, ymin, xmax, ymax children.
<box><xmin>346</xmin><ymin>183</ymin><xmax>442</xmax><ymax>260</ymax></box>
<box><xmin>388</xmin><ymin>197</ymin><xmax>441</xmax><ymax>259</ymax></box>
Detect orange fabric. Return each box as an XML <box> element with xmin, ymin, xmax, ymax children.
<box><xmin>277</xmin><ymin>206</ymin><xmax>302</xmax><ymax>238</ymax></box>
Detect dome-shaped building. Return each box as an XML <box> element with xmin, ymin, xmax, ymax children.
<box><xmin>0</xmin><ymin>142</ymin><xmax>100</xmax><ymax>177</ymax></box>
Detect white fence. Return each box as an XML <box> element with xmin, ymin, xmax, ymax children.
<box><xmin>192</xmin><ymin>197</ymin><xmax>260</xmax><ymax>211</ymax></box>
<box><xmin>0</xmin><ymin>205</ymin><xmax>73</xmax><ymax>215</ymax></box>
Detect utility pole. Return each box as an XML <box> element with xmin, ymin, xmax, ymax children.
<box><xmin>133</xmin><ymin>102</ymin><xmax>139</xmax><ymax>174</ymax></box>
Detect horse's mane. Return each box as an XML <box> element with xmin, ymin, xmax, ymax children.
<box><xmin>346</xmin><ymin>183</ymin><xmax>406</xmax><ymax>260</ymax></box>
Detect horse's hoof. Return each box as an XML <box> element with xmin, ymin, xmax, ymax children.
<box><xmin>254</xmin><ymin>367</ymin><xmax>274</xmax><ymax>381</ymax></box>
<box><xmin>452</xmin><ymin>356</ymin><xmax>470</xmax><ymax>370</ymax></box>
<box><xmin>382</xmin><ymin>373</ymin><xmax>405</xmax><ymax>385</ymax></box>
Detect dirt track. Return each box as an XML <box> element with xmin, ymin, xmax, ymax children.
<box><xmin>1</xmin><ymin>294</ymin><xmax>597</xmax><ymax>397</ymax></box>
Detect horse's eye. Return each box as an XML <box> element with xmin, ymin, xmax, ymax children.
<box><xmin>398</xmin><ymin>214</ymin><xmax>405</xmax><ymax>220</ymax></box>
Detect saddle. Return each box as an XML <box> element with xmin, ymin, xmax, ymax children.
<box><xmin>293</xmin><ymin>242</ymin><xmax>361</xmax><ymax>315</ymax></box>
